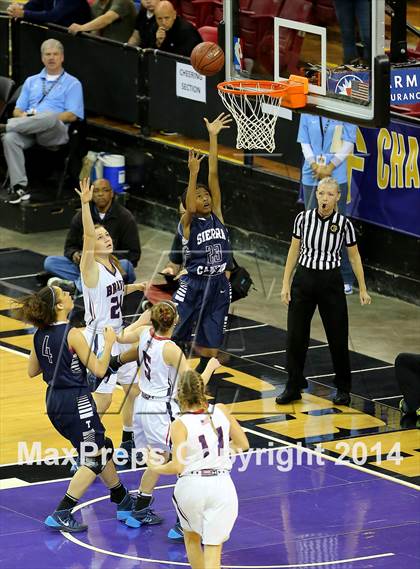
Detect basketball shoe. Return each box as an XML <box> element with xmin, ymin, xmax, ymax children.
<box><xmin>168</xmin><ymin>521</ymin><xmax>184</xmax><ymax>541</ymax></box>
<box><xmin>125</xmin><ymin>497</ymin><xmax>163</xmax><ymax>528</ymax></box>
<box><xmin>44</xmin><ymin>509</ymin><xmax>87</xmax><ymax>532</ymax></box>
<box><xmin>116</xmin><ymin>491</ymin><xmax>136</xmax><ymax>521</ymax></box>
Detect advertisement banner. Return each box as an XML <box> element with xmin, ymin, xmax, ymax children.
<box><xmin>347</xmin><ymin>119</ymin><xmax>420</xmax><ymax>237</ymax></box>
<box><xmin>390</xmin><ymin>67</ymin><xmax>420</xmax><ymax>106</ymax></box>
<box><xmin>328</xmin><ymin>67</ymin><xmax>420</xmax><ymax>106</ymax></box>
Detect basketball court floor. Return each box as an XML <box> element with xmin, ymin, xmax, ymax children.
<box><xmin>0</xmin><ymin>225</ymin><xmax>419</xmax><ymax>568</ymax></box>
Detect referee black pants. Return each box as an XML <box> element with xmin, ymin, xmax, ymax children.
<box><xmin>395</xmin><ymin>353</ymin><xmax>420</xmax><ymax>412</ymax></box>
<box><xmin>286</xmin><ymin>265</ymin><xmax>351</xmax><ymax>393</ymax></box>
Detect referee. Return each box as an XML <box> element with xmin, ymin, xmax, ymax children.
<box><xmin>276</xmin><ymin>177</ymin><xmax>371</xmax><ymax>406</ymax></box>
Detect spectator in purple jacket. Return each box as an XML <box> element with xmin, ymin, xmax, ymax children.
<box><xmin>7</xmin><ymin>0</ymin><xmax>91</xmax><ymax>27</ymax></box>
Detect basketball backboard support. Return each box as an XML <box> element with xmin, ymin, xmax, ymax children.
<box><xmin>223</xmin><ymin>0</ymin><xmax>390</xmax><ymax>127</ymax></box>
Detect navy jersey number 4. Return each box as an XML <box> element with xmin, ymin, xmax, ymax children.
<box><xmin>42</xmin><ymin>336</ymin><xmax>53</xmax><ymax>364</ymax></box>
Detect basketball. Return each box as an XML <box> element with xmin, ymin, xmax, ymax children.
<box><xmin>191</xmin><ymin>42</ymin><xmax>225</xmax><ymax>76</ymax></box>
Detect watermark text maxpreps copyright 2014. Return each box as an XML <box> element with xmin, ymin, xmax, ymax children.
<box><xmin>17</xmin><ymin>440</ymin><xmax>403</xmax><ymax>472</ymax></box>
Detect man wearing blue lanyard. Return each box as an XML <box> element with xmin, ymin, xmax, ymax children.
<box><xmin>297</xmin><ymin>114</ymin><xmax>357</xmax><ymax>294</ymax></box>
<box><xmin>0</xmin><ymin>39</ymin><xmax>84</xmax><ymax>204</ymax></box>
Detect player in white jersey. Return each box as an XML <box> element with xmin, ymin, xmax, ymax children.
<box><xmin>77</xmin><ymin>178</ymin><xmax>147</xmax><ymax>448</ymax></box>
<box><xmin>117</xmin><ymin>300</ymin><xmax>220</xmax><ymax>531</ymax></box>
<box><xmin>147</xmin><ymin>369</ymin><xmax>249</xmax><ymax>569</ymax></box>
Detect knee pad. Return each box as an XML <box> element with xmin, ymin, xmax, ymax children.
<box><xmin>83</xmin><ymin>453</ymin><xmax>105</xmax><ymax>476</ymax></box>
<box><xmin>82</xmin><ymin>437</ymin><xmax>114</xmax><ymax>475</ymax></box>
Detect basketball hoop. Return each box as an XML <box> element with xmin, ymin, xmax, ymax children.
<box><xmin>217</xmin><ymin>76</ymin><xmax>309</xmax><ymax>153</ymax></box>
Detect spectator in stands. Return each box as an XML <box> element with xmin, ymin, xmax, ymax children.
<box><xmin>128</xmin><ymin>0</ymin><xmax>160</xmax><ymax>48</ymax></box>
<box><xmin>44</xmin><ymin>178</ymin><xmax>141</xmax><ymax>292</ymax></box>
<box><xmin>153</xmin><ymin>0</ymin><xmax>202</xmax><ymax>57</ymax></box>
<box><xmin>68</xmin><ymin>0</ymin><xmax>136</xmax><ymax>43</ymax></box>
<box><xmin>0</xmin><ymin>39</ymin><xmax>83</xmax><ymax>205</ymax></box>
<box><xmin>334</xmin><ymin>0</ymin><xmax>371</xmax><ymax>65</ymax></box>
<box><xmin>7</xmin><ymin>0</ymin><xmax>91</xmax><ymax>26</ymax></box>
<box><xmin>297</xmin><ymin>114</ymin><xmax>357</xmax><ymax>294</ymax></box>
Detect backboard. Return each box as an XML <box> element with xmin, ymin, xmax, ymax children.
<box><xmin>223</xmin><ymin>0</ymin><xmax>390</xmax><ymax>127</ymax></box>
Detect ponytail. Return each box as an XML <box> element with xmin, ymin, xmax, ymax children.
<box><xmin>177</xmin><ymin>369</ymin><xmax>208</xmax><ymax>411</ymax></box>
<box><xmin>110</xmin><ymin>254</ymin><xmax>125</xmax><ymax>278</ymax></box>
<box><xmin>13</xmin><ymin>286</ymin><xmax>57</xmax><ymax>329</ymax></box>
<box><xmin>151</xmin><ymin>301</ymin><xmax>178</xmax><ymax>334</ymax></box>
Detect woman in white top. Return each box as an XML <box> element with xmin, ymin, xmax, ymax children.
<box><xmin>77</xmin><ymin>178</ymin><xmax>146</xmax><ymax>445</ymax></box>
<box><xmin>117</xmin><ymin>300</ymin><xmax>220</xmax><ymax>530</ymax></box>
<box><xmin>147</xmin><ymin>369</ymin><xmax>249</xmax><ymax>569</ymax></box>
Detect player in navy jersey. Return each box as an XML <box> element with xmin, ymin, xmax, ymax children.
<box><xmin>16</xmin><ymin>286</ymin><xmax>135</xmax><ymax>532</ymax></box>
<box><xmin>77</xmin><ymin>178</ymin><xmax>146</xmax><ymax>451</ymax></box>
<box><xmin>173</xmin><ymin>113</ymin><xmax>233</xmax><ymax>374</ymax></box>
<box><xmin>147</xmin><ymin>369</ymin><xmax>249</xmax><ymax>569</ymax></box>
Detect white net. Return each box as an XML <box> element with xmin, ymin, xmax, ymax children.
<box><xmin>218</xmin><ymin>82</ymin><xmax>286</xmax><ymax>153</ymax></box>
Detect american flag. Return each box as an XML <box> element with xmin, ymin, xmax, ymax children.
<box><xmin>351</xmin><ymin>80</ymin><xmax>370</xmax><ymax>102</ymax></box>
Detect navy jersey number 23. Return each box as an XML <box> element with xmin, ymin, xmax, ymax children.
<box><xmin>181</xmin><ymin>213</ymin><xmax>231</xmax><ymax>276</ymax></box>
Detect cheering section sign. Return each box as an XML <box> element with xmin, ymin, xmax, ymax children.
<box><xmin>347</xmin><ymin>119</ymin><xmax>420</xmax><ymax>237</ymax></box>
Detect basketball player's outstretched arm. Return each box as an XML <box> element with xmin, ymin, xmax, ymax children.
<box><xmin>76</xmin><ymin>178</ymin><xmax>99</xmax><ymax>289</ymax></box>
<box><xmin>201</xmin><ymin>357</ymin><xmax>222</xmax><ymax>385</ymax></box>
<box><xmin>124</xmin><ymin>282</ymin><xmax>147</xmax><ymax>296</ymax></box>
<box><xmin>181</xmin><ymin>149</ymin><xmax>205</xmax><ymax>240</ymax></box>
<box><xmin>68</xmin><ymin>326</ymin><xmax>116</xmax><ymax>378</ymax></box>
<box><xmin>117</xmin><ymin>312</ymin><xmax>151</xmax><ymax>343</ymax></box>
<box><xmin>204</xmin><ymin>113</ymin><xmax>232</xmax><ymax>223</ymax></box>
<box><xmin>217</xmin><ymin>403</ymin><xmax>250</xmax><ymax>452</ymax></box>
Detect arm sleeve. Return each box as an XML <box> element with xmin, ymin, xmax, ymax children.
<box><xmin>292</xmin><ymin>212</ymin><xmax>304</xmax><ymax>239</ymax></box>
<box><xmin>168</xmin><ymin>233</ymin><xmax>183</xmax><ymax>265</ymax></box>
<box><xmin>301</xmin><ymin>142</ymin><xmax>316</xmax><ymax>164</ymax></box>
<box><xmin>345</xmin><ymin>219</ymin><xmax>357</xmax><ymax>247</ymax></box>
<box><xmin>64</xmin><ymin>79</ymin><xmax>84</xmax><ymax>119</ymax></box>
<box><xmin>330</xmin><ymin>140</ymin><xmax>354</xmax><ymax>168</ymax></box>
<box><xmin>64</xmin><ymin>213</ymin><xmax>83</xmax><ymax>260</ymax></box>
<box><xmin>23</xmin><ymin>0</ymin><xmax>76</xmax><ymax>23</ymax></box>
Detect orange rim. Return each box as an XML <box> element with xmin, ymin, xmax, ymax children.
<box><xmin>217</xmin><ymin>80</ymin><xmax>289</xmax><ymax>97</ymax></box>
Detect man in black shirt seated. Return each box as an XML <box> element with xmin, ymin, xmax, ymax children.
<box><xmin>43</xmin><ymin>178</ymin><xmax>141</xmax><ymax>294</ymax></box>
<box><xmin>128</xmin><ymin>0</ymin><xmax>160</xmax><ymax>48</ymax></box>
<box><xmin>7</xmin><ymin>0</ymin><xmax>91</xmax><ymax>26</ymax></box>
<box><xmin>153</xmin><ymin>0</ymin><xmax>202</xmax><ymax>57</ymax></box>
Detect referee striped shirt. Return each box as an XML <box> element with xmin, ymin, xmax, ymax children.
<box><xmin>293</xmin><ymin>209</ymin><xmax>357</xmax><ymax>270</ymax></box>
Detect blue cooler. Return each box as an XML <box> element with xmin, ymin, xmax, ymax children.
<box><xmin>100</xmin><ymin>154</ymin><xmax>126</xmax><ymax>193</ymax></box>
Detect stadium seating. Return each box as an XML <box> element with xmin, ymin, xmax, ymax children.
<box><xmin>198</xmin><ymin>25</ymin><xmax>218</xmax><ymax>44</ymax></box>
